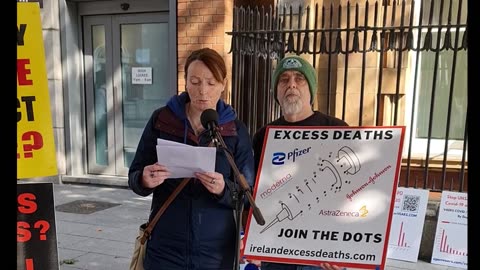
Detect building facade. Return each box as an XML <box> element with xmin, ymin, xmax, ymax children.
<box><xmin>21</xmin><ymin>0</ymin><xmax>468</xmax><ymax>262</ymax></box>
<box><xmin>31</xmin><ymin>0</ymin><xmax>467</xmax><ymax>192</ymax></box>
<box><xmin>36</xmin><ymin>0</ymin><xmax>240</xmax><ymax>185</ymax></box>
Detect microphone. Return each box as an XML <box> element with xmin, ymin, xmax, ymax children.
<box><xmin>199</xmin><ymin>108</ymin><xmax>265</xmax><ymax>226</ymax></box>
<box><xmin>200</xmin><ymin>109</ymin><xmax>218</xmax><ymax>143</ymax></box>
<box><xmin>200</xmin><ymin>108</ymin><xmax>265</xmax><ymax>270</ymax></box>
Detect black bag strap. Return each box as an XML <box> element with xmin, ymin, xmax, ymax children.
<box><xmin>140</xmin><ymin>178</ymin><xmax>190</xmax><ymax>244</ymax></box>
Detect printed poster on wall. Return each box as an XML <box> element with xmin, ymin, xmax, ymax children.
<box><xmin>386</xmin><ymin>187</ymin><xmax>429</xmax><ymax>262</ymax></box>
<box><xmin>243</xmin><ymin>126</ymin><xmax>405</xmax><ymax>269</ymax></box>
<box><xmin>431</xmin><ymin>191</ymin><xmax>468</xmax><ymax>269</ymax></box>
<box><xmin>17</xmin><ymin>182</ymin><xmax>59</xmax><ymax>270</ymax></box>
<box><xmin>17</xmin><ymin>3</ymin><xmax>58</xmax><ymax>179</ymax></box>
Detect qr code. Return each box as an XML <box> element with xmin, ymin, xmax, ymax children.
<box><xmin>402</xmin><ymin>195</ymin><xmax>420</xmax><ymax>212</ymax></box>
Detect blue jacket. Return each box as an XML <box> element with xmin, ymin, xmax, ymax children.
<box><xmin>128</xmin><ymin>92</ymin><xmax>255</xmax><ymax>270</ymax></box>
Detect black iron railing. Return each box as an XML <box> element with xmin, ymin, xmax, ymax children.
<box><xmin>227</xmin><ymin>0</ymin><xmax>468</xmax><ymax>192</ymax></box>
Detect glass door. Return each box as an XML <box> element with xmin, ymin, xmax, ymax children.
<box><xmin>83</xmin><ymin>13</ymin><xmax>173</xmax><ymax>176</ymax></box>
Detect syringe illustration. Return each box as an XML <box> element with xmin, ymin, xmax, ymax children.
<box><xmin>260</xmin><ymin>202</ymin><xmax>302</xmax><ymax>234</ymax></box>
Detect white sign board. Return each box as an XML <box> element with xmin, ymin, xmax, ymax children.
<box><xmin>431</xmin><ymin>191</ymin><xmax>468</xmax><ymax>269</ymax></box>
<box><xmin>387</xmin><ymin>187</ymin><xmax>429</xmax><ymax>262</ymax></box>
<box><xmin>132</xmin><ymin>67</ymin><xmax>152</xmax><ymax>84</ymax></box>
<box><xmin>243</xmin><ymin>126</ymin><xmax>405</xmax><ymax>269</ymax></box>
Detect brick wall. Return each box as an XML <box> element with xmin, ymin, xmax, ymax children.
<box><xmin>177</xmin><ymin>0</ymin><xmax>233</xmax><ymax>101</ymax></box>
<box><xmin>399</xmin><ymin>166</ymin><xmax>468</xmax><ymax>192</ymax></box>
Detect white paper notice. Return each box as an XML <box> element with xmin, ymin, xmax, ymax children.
<box><xmin>387</xmin><ymin>187</ymin><xmax>429</xmax><ymax>262</ymax></box>
<box><xmin>431</xmin><ymin>191</ymin><xmax>468</xmax><ymax>269</ymax></box>
<box><xmin>132</xmin><ymin>67</ymin><xmax>152</xmax><ymax>85</ymax></box>
<box><xmin>156</xmin><ymin>139</ymin><xmax>216</xmax><ymax>178</ymax></box>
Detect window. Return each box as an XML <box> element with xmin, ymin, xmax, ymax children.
<box><xmin>405</xmin><ymin>0</ymin><xmax>467</xmax><ymax>159</ymax></box>
<box><xmin>416</xmin><ymin>40</ymin><xmax>467</xmax><ymax>140</ymax></box>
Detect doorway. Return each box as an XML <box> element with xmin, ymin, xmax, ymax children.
<box><xmin>83</xmin><ymin>13</ymin><xmax>174</xmax><ymax>176</ymax></box>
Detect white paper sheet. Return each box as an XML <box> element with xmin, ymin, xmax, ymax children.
<box><xmin>157</xmin><ymin>138</ymin><xmax>194</xmax><ymax>148</ymax></box>
<box><xmin>156</xmin><ymin>139</ymin><xmax>216</xmax><ymax>178</ymax></box>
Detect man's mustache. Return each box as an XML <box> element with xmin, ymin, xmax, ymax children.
<box><xmin>284</xmin><ymin>88</ymin><xmax>300</xmax><ymax>96</ymax></box>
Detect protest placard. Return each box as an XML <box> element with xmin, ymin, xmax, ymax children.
<box><xmin>17</xmin><ymin>182</ymin><xmax>59</xmax><ymax>270</ymax></box>
<box><xmin>17</xmin><ymin>2</ymin><xmax>57</xmax><ymax>179</ymax></box>
<box><xmin>431</xmin><ymin>191</ymin><xmax>468</xmax><ymax>269</ymax></box>
<box><xmin>243</xmin><ymin>126</ymin><xmax>405</xmax><ymax>269</ymax></box>
<box><xmin>387</xmin><ymin>187</ymin><xmax>429</xmax><ymax>262</ymax></box>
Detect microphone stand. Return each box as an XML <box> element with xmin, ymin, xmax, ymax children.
<box><xmin>209</xmin><ymin>127</ymin><xmax>265</xmax><ymax>270</ymax></box>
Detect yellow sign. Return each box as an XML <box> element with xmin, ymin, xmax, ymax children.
<box><xmin>17</xmin><ymin>3</ymin><xmax>58</xmax><ymax>179</ymax></box>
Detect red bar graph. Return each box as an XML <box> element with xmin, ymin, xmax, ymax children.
<box><xmin>394</xmin><ymin>222</ymin><xmax>409</xmax><ymax>248</ymax></box>
<box><xmin>439</xmin><ymin>229</ymin><xmax>468</xmax><ymax>256</ymax></box>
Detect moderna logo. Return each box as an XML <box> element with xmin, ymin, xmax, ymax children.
<box><xmin>272</xmin><ymin>147</ymin><xmax>311</xmax><ymax>165</ymax></box>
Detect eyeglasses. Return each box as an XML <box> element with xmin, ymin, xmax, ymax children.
<box><xmin>278</xmin><ymin>74</ymin><xmax>307</xmax><ymax>87</ymax></box>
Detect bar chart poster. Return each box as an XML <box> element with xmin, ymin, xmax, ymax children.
<box><xmin>386</xmin><ymin>187</ymin><xmax>429</xmax><ymax>262</ymax></box>
<box><xmin>431</xmin><ymin>191</ymin><xmax>467</xmax><ymax>269</ymax></box>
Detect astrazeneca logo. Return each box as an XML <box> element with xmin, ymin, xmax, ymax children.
<box><xmin>272</xmin><ymin>147</ymin><xmax>312</xmax><ymax>165</ymax></box>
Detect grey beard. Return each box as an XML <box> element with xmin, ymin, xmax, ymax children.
<box><xmin>281</xmin><ymin>97</ymin><xmax>303</xmax><ymax>115</ymax></box>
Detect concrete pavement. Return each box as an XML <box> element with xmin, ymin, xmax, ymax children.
<box><xmin>45</xmin><ymin>182</ymin><xmax>463</xmax><ymax>270</ymax></box>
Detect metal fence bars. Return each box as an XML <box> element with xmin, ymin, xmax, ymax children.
<box><xmin>227</xmin><ymin>0</ymin><xmax>467</xmax><ymax>192</ymax></box>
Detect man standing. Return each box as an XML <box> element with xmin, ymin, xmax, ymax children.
<box><xmin>252</xmin><ymin>55</ymin><xmax>348</xmax><ymax>270</ymax></box>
